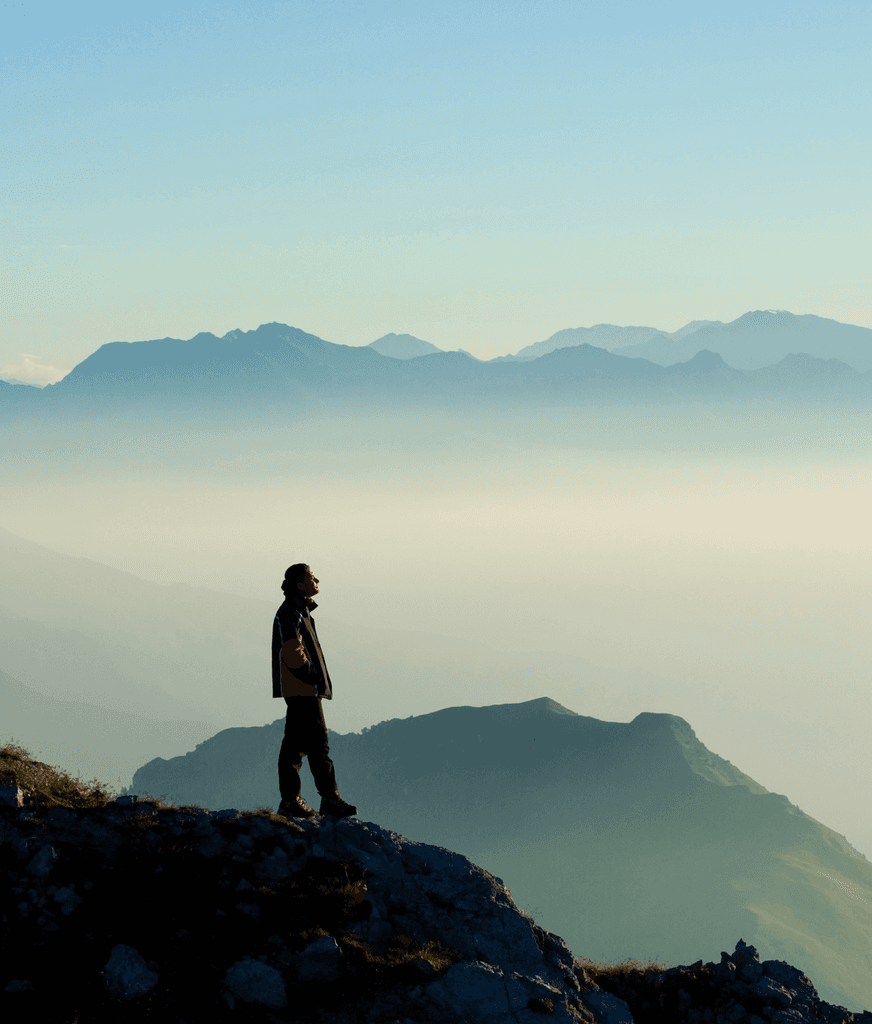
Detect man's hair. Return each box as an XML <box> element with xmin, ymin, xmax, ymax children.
<box><xmin>281</xmin><ymin>563</ymin><xmax>309</xmax><ymax>593</ymax></box>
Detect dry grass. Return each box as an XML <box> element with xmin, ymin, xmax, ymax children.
<box><xmin>0</xmin><ymin>739</ymin><xmax>119</xmax><ymax>809</ymax></box>
<box><xmin>0</xmin><ymin>739</ymin><xmax>301</xmax><ymax>829</ymax></box>
<box><xmin>574</xmin><ymin>954</ymin><xmax>672</xmax><ymax>981</ymax></box>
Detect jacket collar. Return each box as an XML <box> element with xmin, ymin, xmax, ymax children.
<box><xmin>286</xmin><ymin>592</ymin><xmax>318</xmax><ymax>612</ymax></box>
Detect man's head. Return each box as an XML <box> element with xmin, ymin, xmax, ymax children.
<box><xmin>282</xmin><ymin>563</ymin><xmax>319</xmax><ymax>598</ymax></box>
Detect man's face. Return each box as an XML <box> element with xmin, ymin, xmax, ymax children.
<box><xmin>296</xmin><ymin>567</ymin><xmax>319</xmax><ymax>597</ymax></box>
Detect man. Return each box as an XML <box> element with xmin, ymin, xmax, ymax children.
<box><xmin>272</xmin><ymin>563</ymin><xmax>357</xmax><ymax>820</ymax></box>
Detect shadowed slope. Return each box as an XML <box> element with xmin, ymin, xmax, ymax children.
<box><xmin>3</xmin><ymin>743</ymin><xmax>871</xmax><ymax>1023</ymax></box>
<box><xmin>128</xmin><ymin>697</ymin><xmax>872</xmax><ymax>1012</ymax></box>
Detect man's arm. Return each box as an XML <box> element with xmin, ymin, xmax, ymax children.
<box><xmin>280</xmin><ymin>635</ymin><xmax>318</xmax><ymax>700</ymax></box>
<box><xmin>280</xmin><ymin>636</ymin><xmax>309</xmax><ymax>670</ymax></box>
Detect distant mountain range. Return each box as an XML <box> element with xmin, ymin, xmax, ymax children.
<box><xmin>494</xmin><ymin>319</ymin><xmax>724</xmax><ymax>362</ymax></box>
<box><xmin>321</xmin><ymin>310</ymin><xmax>872</xmax><ymax>373</ymax></box>
<box><xmin>2</xmin><ymin>311</ymin><xmax>871</xmax><ymax>415</ymax></box>
<box><xmin>127</xmin><ymin>695</ymin><xmax>872</xmax><ymax>1013</ymax></box>
<box><xmin>614</xmin><ymin>310</ymin><xmax>872</xmax><ymax>371</ymax></box>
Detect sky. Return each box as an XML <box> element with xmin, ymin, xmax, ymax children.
<box><xmin>2</xmin><ymin>0</ymin><xmax>871</xmax><ymax>383</ymax></box>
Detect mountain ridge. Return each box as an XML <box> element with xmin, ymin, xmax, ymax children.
<box><xmin>4</xmin><ymin>318</ymin><xmax>870</xmax><ymax>413</ymax></box>
<box><xmin>6</xmin><ymin>743</ymin><xmax>872</xmax><ymax>1022</ymax></box>
<box><xmin>614</xmin><ymin>310</ymin><xmax>872</xmax><ymax>372</ymax></box>
<box><xmin>5</xmin><ymin>309</ymin><xmax>871</xmax><ymax>392</ymax></box>
<box><xmin>126</xmin><ymin>696</ymin><xmax>872</xmax><ymax>1011</ymax></box>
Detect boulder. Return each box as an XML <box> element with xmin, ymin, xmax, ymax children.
<box><xmin>102</xmin><ymin>944</ymin><xmax>158</xmax><ymax>1000</ymax></box>
<box><xmin>298</xmin><ymin>934</ymin><xmax>343</xmax><ymax>981</ymax></box>
<box><xmin>52</xmin><ymin>885</ymin><xmax>83</xmax><ymax>916</ymax></box>
<box><xmin>4</xmin><ymin>979</ymin><xmax>35</xmax><ymax>993</ymax></box>
<box><xmin>428</xmin><ymin>961</ymin><xmax>584</xmax><ymax>1024</ymax></box>
<box><xmin>579</xmin><ymin>987</ymin><xmax>635</xmax><ymax>1024</ymax></box>
<box><xmin>26</xmin><ymin>843</ymin><xmax>59</xmax><ymax>878</ymax></box>
<box><xmin>223</xmin><ymin>957</ymin><xmax>287</xmax><ymax>1008</ymax></box>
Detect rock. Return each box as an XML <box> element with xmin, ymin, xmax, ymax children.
<box><xmin>427</xmin><ymin>961</ymin><xmax>514</xmax><ymax>1023</ymax></box>
<box><xmin>4</xmin><ymin>979</ymin><xmax>34</xmax><ymax>993</ymax></box>
<box><xmin>731</xmin><ymin>938</ymin><xmax>761</xmax><ymax>969</ymax></box>
<box><xmin>5</xmin><ymin>796</ymin><xmax>872</xmax><ymax>1024</ymax></box>
<box><xmin>52</xmin><ymin>885</ymin><xmax>83</xmax><ymax>915</ymax></box>
<box><xmin>224</xmin><ymin>957</ymin><xmax>287</xmax><ymax>1008</ymax></box>
<box><xmin>756</xmin><ymin>976</ymin><xmax>794</xmax><ymax>1007</ymax></box>
<box><xmin>579</xmin><ymin>987</ymin><xmax>635</xmax><ymax>1024</ymax></box>
<box><xmin>408</xmin><ymin>954</ymin><xmax>437</xmax><ymax>977</ymax></box>
<box><xmin>0</xmin><ymin>785</ymin><xmax>26</xmax><ymax>808</ymax></box>
<box><xmin>597</xmin><ymin>940</ymin><xmax>872</xmax><ymax>1024</ymax></box>
<box><xmin>298</xmin><ymin>934</ymin><xmax>343</xmax><ymax>981</ymax></box>
<box><xmin>764</xmin><ymin>961</ymin><xmax>818</xmax><ymax>1001</ymax></box>
<box><xmin>197</xmin><ymin>833</ymin><xmax>225</xmax><ymax>858</ymax></box>
<box><xmin>259</xmin><ymin>845</ymin><xmax>296</xmax><ymax>881</ymax></box>
<box><xmin>102</xmin><ymin>944</ymin><xmax>159</xmax><ymax>1000</ymax></box>
<box><xmin>429</xmin><ymin>960</ymin><xmax>582</xmax><ymax>1024</ymax></box>
<box><xmin>320</xmin><ymin>817</ymin><xmax>573</xmax><ymax>992</ymax></box>
<box><xmin>26</xmin><ymin>844</ymin><xmax>59</xmax><ymax>878</ymax></box>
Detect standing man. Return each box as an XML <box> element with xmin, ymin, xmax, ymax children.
<box><xmin>272</xmin><ymin>563</ymin><xmax>357</xmax><ymax>820</ymax></box>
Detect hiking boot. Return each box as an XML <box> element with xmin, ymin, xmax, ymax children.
<box><xmin>277</xmin><ymin>796</ymin><xmax>316</xmax><ymax>820</ymax></box>
<box><xmin>319</xmin><ymin>794</ymin><xmax>357</xmax><ymax>818</ymax></box>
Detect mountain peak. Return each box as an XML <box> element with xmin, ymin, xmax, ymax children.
<box><xmin>682</xmin><ymin>348</ymin><xmax>727</xmax><ymax>368</ymax></box>
<box><xmin>367</xmin><ymin>334</ymin><xmax>443</xmax><ymax>359</ymax></box>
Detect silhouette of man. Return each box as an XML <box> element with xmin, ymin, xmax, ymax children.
<box><xmin>272</xmin><ymin>563</ymin><xmax>357</xmax><ymax>820</ymax></box>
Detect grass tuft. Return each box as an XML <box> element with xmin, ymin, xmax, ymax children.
<box><xmin>574</xmin><ymin>955</ymin><xmax>672</xmax><ymax>981</ymax></box>
<box><xmin>0</xmin><ymin>739</ymin><xmax>119</xmax><ymax>809</ymax></box>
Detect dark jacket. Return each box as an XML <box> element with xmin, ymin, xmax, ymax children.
<box><xmin>272</xmin><ymin>594</ymin><xmax>333</xmax><ymax>700</ymax></box>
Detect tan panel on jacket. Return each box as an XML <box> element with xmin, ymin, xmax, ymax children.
<box><xmin>280</xmin><ymin>639</ymin><xmax>318</xmax><ymax>697</ymax></box>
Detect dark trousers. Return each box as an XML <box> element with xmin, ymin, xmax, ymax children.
<box><xmin>278</xmin><ymin>697</ymin><xmax>340</xmax><ymax>803</ymax></box>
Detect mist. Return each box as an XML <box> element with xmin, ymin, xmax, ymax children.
<box><xmin>3</xmin><ymin>404</ymin><xmax>870</xmax><ymax>865</ymax></box>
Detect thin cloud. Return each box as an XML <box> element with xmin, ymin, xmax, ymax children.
<box><xmin>0</xmin><ymin>354</ymin><xmax>71</xmax><ymax>386</ymax></box>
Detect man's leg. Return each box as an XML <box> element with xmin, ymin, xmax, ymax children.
<box><xmin>278</xmin><ymin>701</ymin><xmax>307</xmax><ymax>804</ymax></box>
<box><xmin>305</xmin><ymin>697</ymin><xmax>340</xmax><ymax>801</ymax></box>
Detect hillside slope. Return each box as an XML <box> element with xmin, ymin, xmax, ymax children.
<box><xmin>3</xmin><ymin>745</ymin><xmax>872</xmax><ymax>1023</ymax></box>
<box><xmin>128</xmin><ymin>697</ymin><xmax>872</xmax><ymax>1013</ymax></box>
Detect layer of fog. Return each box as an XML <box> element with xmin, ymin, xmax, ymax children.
<box><xmin>2</xmin><ymin>407</ymin><xmax>870</xmax><ymax>861</ymax></box>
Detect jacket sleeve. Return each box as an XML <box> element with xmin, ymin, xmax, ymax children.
<box><xmin>272</xmin><ymin>612</ymin><xmax>284</xmax><ymax>698</ymax></box>
<box><xmin>273</xmin><ymin>605</ymin><xmax>315</xmax><ymax>698</ymax></box>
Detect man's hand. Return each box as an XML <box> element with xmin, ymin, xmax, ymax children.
<box><xmin>294</xmin><ymin>661</ymin><xmax>319</xmax><ymax>686</ymax></box>
<box><xmin>281</xmin><ymin>637</ymin><xmax>309</xmax><ymax>670</ymax></box>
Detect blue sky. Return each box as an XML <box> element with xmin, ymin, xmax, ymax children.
<box><xmin>3</xmin><ymin>0</ymin><xmax>871</xmax><ymax>380</ymax></box>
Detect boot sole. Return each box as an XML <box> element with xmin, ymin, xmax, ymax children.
<box><xmin>278</xmin><ymin>806</ymin><xmax>316</xmax><ymax>820</ymax></box>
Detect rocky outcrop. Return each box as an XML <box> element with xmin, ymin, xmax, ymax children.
<box><xmin>0</xmin><ymin>794</ymin><xmax>608</xmax><ymax>1022</ymax></box>
<box><xmin>586</xmin><ymin>939</ymin><xmax>872</xmax><ymax>1024</ymax></box>
<box><xmin>126</xmin><ymin>699</ymin><xmax>872</xmax><ymax>1014</ymax></box>
<box><xmin>2</xmin><ymin>792</ymin><xmax>870</xmax><ymax>1023</ymax></box>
